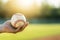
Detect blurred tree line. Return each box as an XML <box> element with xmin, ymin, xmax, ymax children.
<box><xmin>0</xmin><ymin>0</ymin><xmax>7</xmax><ymax>18</ymax></box>
<box><xmin>0</xmin><ymin>0</ymin><xmax>60</xmax><ymax>20</ymax></box>
<box><xmin>37</xmin><ymin>3</ymin><xmax>60</xmax><ymax>20</ymax></box>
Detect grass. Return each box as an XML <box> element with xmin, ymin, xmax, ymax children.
<box><xmin>0</xmin><ymin>24</ymin><xmax>60</xmax><ymax>40</ymax></box>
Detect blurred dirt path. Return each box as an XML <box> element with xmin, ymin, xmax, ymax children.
<box><xmin>33</xmin><ymin>34</ymin><xmax>60</xmax><ymax>40</ymax></box>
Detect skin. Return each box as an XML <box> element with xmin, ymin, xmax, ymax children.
<box><xmin>0</xmin><ymin>20</ymin><xmax>29</xmax><ymax>33</ymax></box>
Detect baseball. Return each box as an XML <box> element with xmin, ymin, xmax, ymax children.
<box><xmin>11</xmin><ymin>13</ymin><xmax>26</xmax><ymax>28</ymax></box>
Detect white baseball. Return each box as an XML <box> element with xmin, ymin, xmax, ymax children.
<box><xmin>11</xmin><ymin>13</ymin><xmax>26</xmax><ymax>28</ymax></box>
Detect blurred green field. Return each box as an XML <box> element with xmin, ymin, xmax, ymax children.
<box><xmin>0</xmin><ymin>24</ymin><xmax>60</xmax><ymax>40</ymax></box>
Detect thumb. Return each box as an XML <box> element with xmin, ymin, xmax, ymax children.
<box><xmin>3</xmin><ymin>20</ymin><xmax>11</xmax><ymax>25</ymax></box>
<box><xmin>20</xmin><ymin>22</ymin><xmax>29</xmax><ymax>31</ymax></box>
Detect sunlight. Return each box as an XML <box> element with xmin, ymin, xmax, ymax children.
<box><xmin>2</xmin><ymin>0</ymin><xmax>8</xmax><ymax>4</ymax></box>
<box><xmin>13</xmin><ymin>0</ymin><xmax>43</xmax><ymax>10</ymax></box>
<box><xmin>35</xmin><ymin>0</ymin><xmax>43</xmax><ymax>7</ymax></box>
<box><xmin>47</xmin><ymin>0</ymin><xmax>60</xmax><ymax>8</ymax></box>
<box><xmin>15</xmin><ymin>0</ymin><xmax>34</xmax><ymax>10</ymax></box>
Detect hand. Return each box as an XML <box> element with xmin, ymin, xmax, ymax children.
<box><xmin>15</xmin><ymin>22</ymin><xmax>29</xmax><ymax>33</ymax></box>
<box><xmin>2</xmin><ymin>20</ymin><xmax>29</xmax><ymax>33</ymax></box>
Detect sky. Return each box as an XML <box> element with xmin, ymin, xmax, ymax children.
<box><xmin>47</xmin><ymin>0</ymin><xmax>60</xmax><ymax>8</ymax></box>
<box><xmin>1</xmin><ymin>0</ymin><xmax>60</xmax><ymax>8</ymax></box>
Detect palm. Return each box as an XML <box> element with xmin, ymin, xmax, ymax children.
<box><xmin>2</xmin><ymin>20</ymin><xmax>29</xmax><ymax>33</ymax></box>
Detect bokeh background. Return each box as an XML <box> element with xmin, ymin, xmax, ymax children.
<box><xmin>0</xmin><ymin>0</ymin><xmax>60</xmax><ymax>40</ymax></box>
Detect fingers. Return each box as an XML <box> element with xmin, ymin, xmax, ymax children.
<box><xmin>25</xmin><ymin>22</ymin><xmax>29</xmax><ymax>27</ymax></box>
<box><xmin>19</xmin><ymin>22</ymin><xmax>29</xmax><ymax>31</ymax></box>
<box><xmin>13</xmin><ymin>22</ymin><xmax>29</xmax><ymax>33</ymax></box>
<box><xmin>23</xmin><ymin>22</ymin><xmax>29</xmax><ymax>29</ymax></box>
